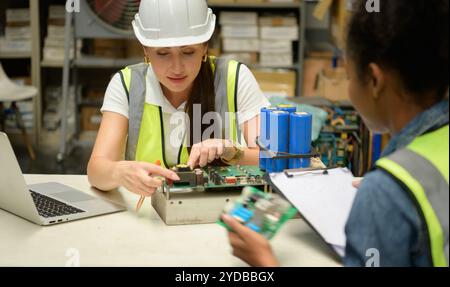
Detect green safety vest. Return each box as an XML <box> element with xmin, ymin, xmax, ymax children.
<box><xmin>376</xmin><ymin>124</ymin><xmax>449</xmax><ymax>267</ymax></box>
<box><xmin>119</xmin><ymin>56</ymin><xmax>241</xmax><ymax>168</ymax></box>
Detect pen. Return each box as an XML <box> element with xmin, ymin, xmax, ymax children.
<box><xmin>136</xmin><ymin>160</ymin><xmax>161</xmax><ymax>212</ymax></box>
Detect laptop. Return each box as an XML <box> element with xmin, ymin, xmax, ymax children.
<box><xmin>0</xmin><ymin>132</ymin><xmax>125</xmax><ymax>225</ymax></box>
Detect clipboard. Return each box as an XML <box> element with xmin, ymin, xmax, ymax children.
<box><xmin>264</xmin><ymin>167</ymin><xmax>358</xmax><ymax>261</ymax></box>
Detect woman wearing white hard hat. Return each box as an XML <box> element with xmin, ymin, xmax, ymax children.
<box><xmin>87</xmin><ymin>0</ymin><xmax>270</xmax><ymax>197</ymax></box>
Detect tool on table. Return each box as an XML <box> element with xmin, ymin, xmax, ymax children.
<box><xmin>136</xmin><ymin>160</ymin><xmax>161</xmax><ymax>212</ymax></box>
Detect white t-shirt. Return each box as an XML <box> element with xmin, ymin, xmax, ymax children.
<box><xmin>101</xmin><ymin>64</ymin><xmax>270</xmax><ymax>166</ymax></box>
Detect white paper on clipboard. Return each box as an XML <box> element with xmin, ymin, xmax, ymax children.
<box><xmin>268</xmin><ymin>168</ymin><xmax>358</xmax><ymax>258</ymax></box>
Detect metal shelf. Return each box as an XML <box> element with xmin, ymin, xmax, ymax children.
<box><xmin>0</xmin><ymin>0</ymin><xmax>41</xmax><ymax>146</ymax></box>
<box><xmin>41</xmin><ymin>59</ymin><xmax>64</xmax><ymax>68</ymax></box>
<box><xmin>249</xmin><ymin>62</ymin><xmax>301</xmax><ymax>70</ymax></box>
<box><xmin>42</xmin><ymin>56</ymin><xmax>143</xmax><ymax>69</ymax></box>
<box><xmin>73</xmin><ymin>56</ymin><xmax>142</xmax><ymax>68</ymax></box>
<box><xmin>0</xmin><ymin>51</ymin><xmax>32</xmax><ymax>59</ymax></box>
<box><xmin>290</xmin><ymin>96</ymin><xmax>353</xmax><ymax>108</ymax></box>
<box><xmin>208</xmin><ymin>1</ymin><xmax>302</xmax><ymax>9</ymax></box>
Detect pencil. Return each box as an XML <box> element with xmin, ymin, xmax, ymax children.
<box><xmin>136</xmin><ymin>160</ymin><xmax>161</xmax><ymax>212</ymax></box>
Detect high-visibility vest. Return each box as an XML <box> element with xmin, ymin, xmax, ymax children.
<box><xmin>376</xmin><ymin>124</ymin><xmax>449</xmax><ymax>267</ymax></box>
<box><xmin>118</xmin><ymin>56</ymin><xmax>241</xmax><ymax>168</ymax></box>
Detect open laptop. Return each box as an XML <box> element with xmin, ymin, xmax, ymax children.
<box><xmin>0</xmin><ymin>132</ymin><xmax>125</xmax><ymax>225</ymax></box>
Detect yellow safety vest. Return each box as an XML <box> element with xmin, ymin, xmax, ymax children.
<box><xmin>376</xmin><ymin>124</ymin><xmax>449</xmax><ymax>267</ymax></box>
<box><xmin>119</xmin><ymin>56</ymin><xmax>241</xmax><ymax>168</ymax></box>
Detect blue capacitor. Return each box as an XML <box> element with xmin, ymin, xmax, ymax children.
<box><xmin>289</xmin><ymin>112</ymin><xmax>313</xmax><ymax>169</ymax></box>
<box><xmin>277</xmin><ymin>104</ymin><xmax>297</xmax><ymax>114</ymax></box>
<box><xmin>267</xmin><ymin>110</ymin><xmax>289</xmax><ymax>173</ymax></box>
<box><xmin>259</xmin><ymin>107</ymin><xmax>278</xmax><ymax>171</ymax></box>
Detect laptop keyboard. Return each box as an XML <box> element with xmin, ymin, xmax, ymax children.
<box><xmin>29</xmin><ymin>190</ymin><xmax>85</xmax><ymax>218</ymax></box>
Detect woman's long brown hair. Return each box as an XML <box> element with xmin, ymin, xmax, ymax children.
<box><xmin>185</xmin><ymin>56</ymin><xmax>216</xmax><ymax>147</ymax></box>
<box><xmin>185</xmin><ymin>55</ymin><xmax>228</xmax><ymax>166</ymax></box>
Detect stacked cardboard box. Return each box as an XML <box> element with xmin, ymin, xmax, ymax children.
<box><xmin>43</xmin><ymin>5</ymin><xmax>81</xmax><ymax>62</ymax></box>
<box><xmin>0</xmin><ymin>9</ymin><xmax>31</xmax><ymax>54</ymax></box>
<box><xmin>43</xmin><ymin>86</ymin><xmax>76</xmax><ymax>133</ymax></box>
<box><xmin>220</xmin><ymin>12</ymin><xmax>260</xmax><ymax>65</ymax></box>
<box><xmin>259</xmin><ymin>15</ymin><xmax>298</xmax><ymax>67</ymax></box>
<box><xmin>252</xmin><ymin>69</ymin><xmax>297</xmax><ymax>98</ymax></box>
<box><xmin>219</xmin><ymin>11</ymin><xmax>299</xmax><ymax>67</ymax></box>
<box><xmin>316</xmin><ymin>67</ymin><xmax>349</xmax><ymax>102</ymax></box>
<box><xmin>89</xmin><ymin>39</ymin><xmax>142</xmax><ymax>59</ymax></box>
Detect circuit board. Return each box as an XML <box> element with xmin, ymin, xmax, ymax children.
<box><xmin>169</xmin><ymin>164</ymin><xmax>266</xmax><ymax>191</ymax></box>
<box><xmin>217</xmin><ymin>186</ymin><xmax>297</xmax><ymax>239</ymax></box>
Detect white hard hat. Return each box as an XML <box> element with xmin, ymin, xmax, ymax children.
<box><xmin>132</xmin><ymin>0</ymin><xmax>216</xmax><ymax>47</ymax></box>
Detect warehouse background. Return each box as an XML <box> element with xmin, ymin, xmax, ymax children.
<box><xmin>0</xmin><ymin>0</ymin><xmax>386</xmax><ymax>176</ymax></box>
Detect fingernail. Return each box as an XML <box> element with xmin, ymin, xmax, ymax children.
<box><xmin>222</xmin><ymin>214</ymin><xmax>231</xmax><ymax>221</ymax></box>
<box><xmin>172</xmin><ymin>173</ymin><xmax>180</xmax><ymax>180</ymax></box>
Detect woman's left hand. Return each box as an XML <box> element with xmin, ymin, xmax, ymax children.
<box><xmin>221</xmin><ymin>214</ymin><xmax>279</xmax><ymax>267</ymax></box>
<box><xmin>187</xmin><ymin>139</ymin><xmax>235</xmax><ymax>168</ymax></box>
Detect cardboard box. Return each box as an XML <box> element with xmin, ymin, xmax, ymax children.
<box><xmin>222</xmin><ymin>38</ymin><xmax>260</xmax><ymax>52</ymax></box>
<box><xmin>85</xmin><ymin>87</ymin><xmax>105</xmax><ymax>100</ymax></box>
<box><xmin>317</xmin><ymin>67</ymin><xmax>349</xmax><ymax>102</ymax></box>
<box><xmin>0</xmin><ymin>37</ymin><xmax>31</xmax><ymax>53</ymax></box>
<box><xmin>259</xmin><ymin>16</ymin><xmax>298</xmax><ymax>27</ymax></box>
<box><xmin>93</xmin><ymin>39</ymin><xmax>125</xmax><ymax>58</ymax></box>
<box><xmin>260</xmin><ymin>52</ymin><xmax>293</xmax><ymax>67</ymax></box>
<box><xmin>5</xmin><ymin>26</ymin><xmax>31</xmax><ymax>40</ymax></box>
<box><xmin>260</xmin><ymin>26</ymin><xmax>299</xmax><ymax>40</ymax></box>
<box><xmin>124</xmin><ymin>39</ymin><xmax>143</xmax><ymax>58</ymax></box>
<box><xmin>260</xmin><ymin>39</ymin><xmax>292</xmax><ymax>53</ymax></box>
<box><xmin>302</xmin><ymin>51</ymin><xmax>334</xmax><ymax>97</ymax></box>
<box><xmin>219</xmin><ymin>12</ymin><xmax>258</xmax><ymax>26</ymax></box>
<box><xmin>81</xmin><ymin>107</ymin><xmax>102</xmax><ymax>131</ymax></box>
<box><xmin>6</xmin><ymin>9</ymin><xmax>30</xmax><ymax>23</ymax></box>
<box><xmin>222</xmin><ymin>52</ymin><xmax>259</xmax><ymax>65</ymax></box>
<box><xmin>221</xmin><ymin>25</ymin><xmax>259</xmax><ymax>38</ymax></box>
<box><xmin>252</xmin><ymin>69</ymin><xmax>297</xmax><ymax>98</ymax></box>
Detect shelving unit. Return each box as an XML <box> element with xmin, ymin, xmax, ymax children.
<box><xmin>0</xmin><ymin>0</ymin><xmax>41</xmax><ymax>146</ymax></box>
<box><xmin>2</xmin><ymin>0</ymin><xmax>310</xmax><ymax>160</ymax></box>
<box><xmin>208</xmin><ymin>0</ymin><xmax>306</xmax><ymax>97</ymax></box>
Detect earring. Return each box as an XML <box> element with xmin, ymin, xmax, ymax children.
<box><xmin>202</xmin><ymin>54</ymin><xmax>208</xmax><ymax>63</ymax></box>
<box><xmin>144</xmin><ymin>56</ymin><xmax>151</xmax><ymax>64</ymax></box>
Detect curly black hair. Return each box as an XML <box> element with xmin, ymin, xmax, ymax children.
<box><xmin>346</xmin><ymin>0</ymin><xmax>449</xmax><ymax>105</ymax></box>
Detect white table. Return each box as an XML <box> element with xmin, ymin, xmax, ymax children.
<box><xmin>0</xmin><ymin>175</ymin><xmax>341</xmax><ymax>267</ymax></box>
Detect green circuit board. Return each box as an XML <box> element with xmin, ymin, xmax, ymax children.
<box><xmin>169</xmin><ymin>165</ymin><xmax>266</xmax><ymax>190</ymax></box>
<box><xmin>217</xmin><ymin>186</ymin><xmax>298</xmax><ymax>239</ymax></box>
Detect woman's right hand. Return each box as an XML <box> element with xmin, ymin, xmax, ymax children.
<box><xmin>113</xmin><ymin>161</ymin><xmax>180</xmax><ymax>197</ymax></box>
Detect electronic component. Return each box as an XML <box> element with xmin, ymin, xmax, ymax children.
<box><xmin>172</xmin><ymin>164</ymin><xmax>198</xmax><ymax>186</ymax></box>
<box><xmin>277</xmin><ymin>104</ymin><xmax>296</xmax><ymax>114</ymax></box>
<box><xmin>289</xmin><ymin>112</ymin><xmax>313</xmax><ymax>169</ymax></box>
<box><xmin>268</xmin><ymin>110</ymin><xmax>290</xmax><ymax>173</ymax></box>
<box><xmin>218</xmin><ymin>186</ymin><xmax>297</xmax><ymax>239</ymax></box>
<box><xmin>174</xmin><ymin>164</ymin><xmax>191</xmax><ymax>172</ymax></box>
<box><xmin>225</xmin><ymin>176</ymin><xmax>237</xmax><ymax>184</ymax></box>
<box><xmin>259</xmin><ymin>107</ymin><xmax>278</xmax><ymax>171</ymax></box>
<box><xmin>168</xmin><ymin>165</ymin><xmax>266</xmax><ymax>190</ymax></box>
